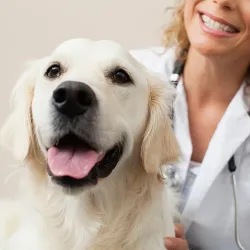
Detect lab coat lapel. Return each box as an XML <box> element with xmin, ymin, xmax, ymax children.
<box><xmin>182</xmin><ymin>83</ymin><xmax>250</xmax><ymax>231</ymax></box>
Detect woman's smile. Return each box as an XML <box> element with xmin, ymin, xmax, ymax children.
<box><xmin>199</xmin><ymin>11</ymin><xmax>240</xmax><ymax>37</ymax></box>
<box><xmin>183</xmin><ymin>0</ymin><xmax>250</xmax><ymax>58</ymax></box>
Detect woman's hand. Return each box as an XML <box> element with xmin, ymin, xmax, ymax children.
<box><xmin>164</xmin><ymin>224</ymin><xmax>189</xmax><ymax>250</ymax></box>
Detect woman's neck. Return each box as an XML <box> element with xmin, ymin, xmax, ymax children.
<box><xmin>183</xmin><ymin>47</ymin><xmax>249</xmax><ymax>105</ymax></box>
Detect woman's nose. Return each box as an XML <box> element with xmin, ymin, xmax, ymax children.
<box><xmin>212</xmin><ymin>0</ymin><xmax>236</xmax><ymax>10</ymax></box>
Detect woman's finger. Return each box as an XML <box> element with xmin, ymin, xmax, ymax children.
<box><xmin>175</xmin><ymin>223</ymin><xmax>185</xmax><ymax>239</ymax></box>
<box><xmin>165</xmin><ymin>237</ymin><xmax>189</xmax><ymax>250</ymax></box>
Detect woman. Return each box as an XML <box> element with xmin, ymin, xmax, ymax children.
<box><xmin>131</xmin><ymin>0</ymin><xmax>250</xmax><ymax>249</ymax></box>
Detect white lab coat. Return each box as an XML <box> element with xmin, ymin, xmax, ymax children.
<box><xmin>130</xmin><ymin>47</ymin><xmax>250</xmax><ymax>249</ymax></box>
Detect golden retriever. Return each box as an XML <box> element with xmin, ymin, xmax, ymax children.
<box><xmin>0</xmin><ymin>38</ymin><xmax>179</xmax><ymax>250</ymax></box>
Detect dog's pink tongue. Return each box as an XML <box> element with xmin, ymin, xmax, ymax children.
<box><xmin>48</xmin><ymin>147</ymin><xmax>104</xmax><ymax>179</ymax></box>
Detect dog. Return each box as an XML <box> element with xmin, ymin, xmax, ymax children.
<box><xmin>0</xmin><ymin>38</ymin><xmax>180</xmax><ymax>250</ymax></box>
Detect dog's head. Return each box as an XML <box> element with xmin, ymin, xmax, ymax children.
<box><xmin>0</xmin><ymin>38</ymin><xmax>179</xmax><ymax>192</ymax></box>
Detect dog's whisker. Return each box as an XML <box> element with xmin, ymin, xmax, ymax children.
<box><xmin>3</xmin><ymin>168</ymin><xmax>22</xmax><ymax>187</ymax></box>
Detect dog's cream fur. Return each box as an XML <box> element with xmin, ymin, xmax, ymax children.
<box><xmin>0</xmin><ymin>39</ymin><xmax>179</xmax><ymax>250</ymax></box>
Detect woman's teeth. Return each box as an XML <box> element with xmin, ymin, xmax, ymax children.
<box><xmin>201</xmin><ymin>14</ymin><xmax>237</xmax><ymax>33</ymax></box>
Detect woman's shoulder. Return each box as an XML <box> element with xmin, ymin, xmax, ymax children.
<box><xmin>129</xmin><ymin>46</ymin><xmax>177</xmax><ymax>79</ymax></box>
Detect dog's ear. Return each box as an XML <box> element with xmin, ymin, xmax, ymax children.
<box><xmin>0</xmin><ymin>61</ymin><xmax>38</xmax><ymax>162</ymax></box>
<box><xmin>141</xmin><ymin>72</ymin><xmax>180</xmax><ymax>174</ymax></box>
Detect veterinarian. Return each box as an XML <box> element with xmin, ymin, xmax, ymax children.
<box><xmin>131</xmin><ymin>0</ymin><xmax>250</xmax><ymax>249</ymax></box>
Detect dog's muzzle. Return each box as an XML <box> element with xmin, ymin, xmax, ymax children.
<box><xmin>46</xmin><ymin>81</ymin><xmax>125</xmax><ymax>191</ymax></box>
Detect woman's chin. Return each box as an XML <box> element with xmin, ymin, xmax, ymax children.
<box><xmin>186</xmin><ymin>25</ymin><xmax>238</xmax><ymax>58</ymax></box>
<box><xmin>190</xmin><ymin>40</ymin><xmax>233</xmax><ymax>58</ymax></box>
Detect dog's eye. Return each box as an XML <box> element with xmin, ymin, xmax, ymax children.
<box><xmin>45</xmin><ymin>63</ymin><xmax>62</xmax><ymax>79</ymax></box>
<box><xmin>112</xmin><ymin>69</ymin><xmax>132</xmax><ymax>84</ymax></box>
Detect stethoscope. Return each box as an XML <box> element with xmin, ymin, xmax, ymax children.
<box><xmin>167</xmin><ymin>56</ymin><xmax>247</xmax><ymax>250</ymax></box>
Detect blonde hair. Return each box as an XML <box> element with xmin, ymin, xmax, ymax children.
<box><xmin>162</xmin><ymin>0</ymin><xmax>189</xmax><ymax>59</ymax></box>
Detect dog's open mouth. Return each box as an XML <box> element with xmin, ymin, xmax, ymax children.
<box><xmin>47</xmin><ymin>133</ymin><xmax>124</xmax><ymax>189</ymax></box>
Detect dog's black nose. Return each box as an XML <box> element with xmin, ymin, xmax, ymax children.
<box><xmin>52</xmin><ymin>81</ymin><xmax>97</xmax><ymax>118</ymax></box>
